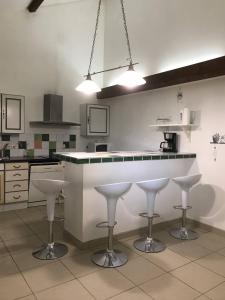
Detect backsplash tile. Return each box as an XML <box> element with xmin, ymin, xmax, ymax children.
<box><xmin>0</xmin><ymin>133</ymin><xmax>76</xmax><ymax>158</ymax></box>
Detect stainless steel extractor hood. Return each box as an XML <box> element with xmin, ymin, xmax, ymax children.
<box><xmin>30</xmin><ymin>94</ymin><xmax>80</xmax><ymax>127</ymax></box>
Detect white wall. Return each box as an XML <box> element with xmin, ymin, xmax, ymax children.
<box><xmin>102</xmin><ymin>0</ymin><xmax>225</xmax><ymax>231</ymax></box>
<box><xmin>0</xmin><ymin>0</ymin><xmax>105</xmax><ymax>150</ymax></box>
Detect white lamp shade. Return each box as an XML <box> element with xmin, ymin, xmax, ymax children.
<box><xmin>76</xmin><ymin>77</ymin><xmax>101</xmax><ymax>94</ymax></box>
<box><xmin>117</xmin><ymin>69</ymin><xmax>146</xmax><ymax>88</ymax></box>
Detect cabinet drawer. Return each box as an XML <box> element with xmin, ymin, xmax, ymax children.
<box><xmin>5</xmin><ymin>181</ymin><xmax>28</xmax><ymax>192</ymax></box>
<box><xmin>5</xmin><ymin>170</ymin><xmax>29</xmax><ymax>181</ymax></box>
<box><xmin>5</xmin><ymin>162</ymin><xmax>28</xmax><ymax>171</ymax></box>
<box><xmin>5</xmin><ymin>191</ymin><xmax>28</xmax><ymax>203</ymax></box>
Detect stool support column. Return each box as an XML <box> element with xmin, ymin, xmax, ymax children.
<box><xmin>49</xmin><ymin>221</ymin><xmax>54</xmax><ymax>244</ymax></box>
<box><xmin>107</xmin><ymin>226</ymin><xmax>114</xmax><ymax>251</ymax></box>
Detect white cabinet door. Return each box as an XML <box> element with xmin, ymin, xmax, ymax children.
<box><xmin>80</xmin><ymin>104</ymin><xmax>110</xmax><ymax>136</ymax></box>
<box><xmin>1</xmin><ymin>94</ymin><xmax>25</xmax><ymax>133</ymax></box>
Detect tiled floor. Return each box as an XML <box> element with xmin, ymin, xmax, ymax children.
<box><xmin>1</xmin><ymin>206</ymin><xmax>225</xmax><ymax>299</ymax></box>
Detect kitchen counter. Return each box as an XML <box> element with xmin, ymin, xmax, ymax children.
<box><xmin>55</xmin><ymin>151</ymin><xmax>196</xmax><ymax>164</ymax></box>
<box><xmin>59</xmin><ymin>150</ymin><xmax>198</xmax><ymax>246</ymax></box>
<box><xmin>0</xmin><ymin>156</ymin><xmax>60</xmax><ymax>163</ymax></box>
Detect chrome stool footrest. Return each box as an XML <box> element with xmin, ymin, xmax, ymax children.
<box><xmin>173</xmin><ymin>205</ymin><xmax>192</xmax><ymax>210</ymax></box>
<box><xmin>139</xmin><ymin>212</ymin><xmax>160</xmax><ymax>218</ymax></box>
<box><xmin>96</xmin><ymin>221</ymin><xmax>117</xmax><ymax>228</ymax></box>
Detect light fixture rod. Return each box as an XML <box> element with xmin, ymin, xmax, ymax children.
<box><xmin>120</xmin><ymin>0</ymin><xmax>133</xmax><ymax>64</ymax></box>
<box><xmin>87</xmin><ymin>0</ymin><xmax>102</xmax><ymax>75</ymax></box>
<box><xmin>85</xmin><ymin>62</ymin><xmax>139</xmax><ymax>77</ymax></box>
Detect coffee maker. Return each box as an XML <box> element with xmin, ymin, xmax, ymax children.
<box><xmin>160</xmin><ymin>132</ymin><xmax>178</xmax><ymax>153</ymax></box>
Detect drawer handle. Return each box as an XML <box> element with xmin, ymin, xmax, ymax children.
<box><xmin>13</xmin><ymin>184</ymin><xmax>21</xmax><ymax>188</ymax></box>
<box><xmin>13</xmin><ymin>195</ymin><xmax>21</xmax><ymax>200</ymax></box>
<box><xmin>13</xmin><ymin>173</ymin><xmax>22</xmax><ymax>177</ymax></box>
<box><xmin>13</xmin><ymin>165</ymin><xmax>21</xmax><ymax>169</ymax></box>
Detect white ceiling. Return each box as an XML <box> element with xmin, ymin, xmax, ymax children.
<box><xmin>42</xmin><ymin>0</ymin><xmax>85</xmax><ymax>7</ymax></box>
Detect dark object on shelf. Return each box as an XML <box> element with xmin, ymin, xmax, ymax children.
<box><xmin>27</xmin><ymin>0</ymin><xmax>45</xmax><ymax>12</ymax></box>
<box><xmin>160</xmin><ymin>132</ymin><xmax>178</xmax><ymax>153</ymax></box>
<box><xmin>97</xmin><ymin>56</ymin><xmax>225</xmax><ymax>99</ymax></box>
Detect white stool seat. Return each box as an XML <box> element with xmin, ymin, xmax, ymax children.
<box><xmin>32</xmin><ymin>179</ymin><xmax>70</xmax><ymax>260</ymax></box>
<box><xmin>32</xmin><ymin>179</ymin><xmax>69</xmax><ymax>195</ymax></box>
<box><xmin>173</xmin><ymin>174</ymin><xmax>202</xmax><ymax>190</ymax></box>
<box><xmin>169</xmin><ymin>174</ymin><xmax>201</xmax><ymax>240</ymax></box>
<box><xmin>92</xmin><ymin>182</ymin><xmax>132</xmax><ymax>268</ymax></box>
<box><xmin>137</xmin><ymin>177</ymin><xmax>170</xmax><ymax>193</ymax></box>
<box><xmin>95</xmin><ymin>182</ymin><xmax>131</xmax><ymax>198</ymax></box>
<box><xmin>134</xmin><ymin>178</ymin><xmax>169</xmax><ymax>253</ymax></box>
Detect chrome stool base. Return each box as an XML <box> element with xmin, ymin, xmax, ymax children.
<box><xmin>32</xmin><ymin>242</ymin><xmax>68</xmax><ymax>260</ymax></box>
<box><xmin>169</xmin><ymin>227</ymin><xmax>199</xmax><ymax>240</ymax></box>
<box><xmin>134</xmin><ymin>237</ymin><xmax>166</xmax><ymax>253</ymax></box>
<box><xmin>92</xmin><ymin>249</ymin><xmax>128</xmax><ymax>268</ymax></box>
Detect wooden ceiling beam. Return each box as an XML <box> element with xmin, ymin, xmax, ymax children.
<box><xmin>97</xmin><ymin>56</ymin><xmax>225</xmax><ymax>99</ymax></box>
<box><xmin>27</xmin><ymin>0</ymin><xmax>45</xmax><ymax>12</ymax></box>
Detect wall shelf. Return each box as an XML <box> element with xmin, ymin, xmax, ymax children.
<box><xmin>149</xmin><ymin>123</ymin><xmax>197</xmax><ymax>128</ymax></box>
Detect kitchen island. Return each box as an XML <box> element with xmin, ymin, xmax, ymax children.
<box><xmin>55</xmin><ymin>151</ymin><xmax>198</xmax><ymax>246</ymax></box>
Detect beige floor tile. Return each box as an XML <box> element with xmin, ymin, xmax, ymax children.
<box><xmin>0</xmin><ymin>255</ymin><xmax>19</xmax><ymax>278</ymax></box>
<box><xmin>196</xmin><ymin>232</ymin><xmax>225</xmax><ymax>251</ymax></box>
<box><xmin>169</xmin><ymin>240</ymin><xmax>212</xmax><ymax>260</ymax></box>
<box><xmin>144</xmin><ymin>248</ymin><xmax>190</xmax><ymax>271</ymax></box>
<box><xmin>12</xmin><ymin>250</ymin><xmax>53</xmax><ymax>272</ymax></box>
<box><xmin>118</xmin><ymin>237</ymin><xmax>145</xmax><ymax>255</ymax></box>
<box><xmin>154</xmin><ymin>230</ymin><xmax>184</xmax><ymax>247</ymax></box>
<box><xmin>0</xmin><ymin>273</ymin><xmax>31</xmax><ymax>300</ymax></box>
<box><xmin>118</xmin><ymin>256</ymin><xmax>164</xmax><ymax>285</ymax></box>
<box><xmin>0</xmin><ymin>241</ymin><xmax>9</xmax><ymax>257</ymax></box>
<box><xmin>79</xmin><ymin>268</ymin><xmax>134</xmax><ymax>300</ymax></box>
<box><xmin>171</xmin><ymin>262</ymin><xmax>224</xmax><ymax>293</ymax></box>
<box><xmin>22</xmin><ymin>261</ymin><xmax>74</xmax><ymax>293</ymax></box>
<box><xmin>0</xmin><ymin>214</ymin><xmax>24</xmax><ymax>228</ymax></box>
<box><xmin>195</xmin><ymin>296</ymin><xmax>210</xmax><ymax>300</ymax></box>
<box><xmin>0</xmin><ymin>223</ymin><xmax>33</xmax><ymax>242</ymax></box>
<box><xmin>196</xmin><ymin>253</ymin><xmax>225</xmax><ymax>277</ymax></box>
<box><xmin>35</xmin><ymin>279</ymin><xmax>94</xmax><ymax>300</ymax></box>
<box><xmin>140</xmin><ymin>273</ymin><xmax>200</xmax><ymax>300</ymax></box>
<box><xmin>37</xmin><ymin>226</ymin><xmax>64</xmax><ymax>242</ymax></box>
<box><xmin>206</xmin><ymin>281</ymin><xmax>225</xmax><ymax>299</ymax></box>
<box><xmin>61</xmin><ymin>252</ymin><xmax>100</xmax><ymax>277</ymax></box>
<box><xmin>57</xmin><ymin>240</ymin><xmax>83</xmax><ymax>257</ymax></box>
<box><xmin>111</xmin><ymin>287</ymin><xmax>153</xmax><ymax>300</ymax></box>
<box><xmin>5</xmin><ymin>235</ymin><xmax>42</xmax><ymax>254</ymax></box>
<box><xmin>19</xmin><ymin>296</ymin><xmax>36</xmax><ymax>300</ymax></box>
<box><xmin>218</xmin><ymin>247</ymin><xmax>225</xmax><ymax>257</ymax></box>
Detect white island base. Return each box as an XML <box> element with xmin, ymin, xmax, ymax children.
<box><xmin>60</xmin><ymin>152</ymin><xmax>198</xmax><ymax>247</ymax></box>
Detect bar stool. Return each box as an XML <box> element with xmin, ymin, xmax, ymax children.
<box><xmin>169</xmin><ymin>174</ymin><xmax>202</xmax><ymax>240</ymax></box>
<box><xmin>92</xmin><ymin>182</ymin><xmax>132</xmax><ymax>268</ymax></box>
<box><xmin>134</xmin><ymin>178</ymin><xmax>170</xmax><ymax>253</ymax></box>
<box><xmin>32</xmin><ymin>179</ymin><xmax>70</xmax><ymax>260</ymax></box>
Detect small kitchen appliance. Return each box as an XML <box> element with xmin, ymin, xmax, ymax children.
<box><xmin>160</xmin><ymin>132</ymin><xmax>178</xmax><ymax>153</ymax></box>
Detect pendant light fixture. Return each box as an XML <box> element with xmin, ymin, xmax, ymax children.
<box><xmin>76</xmin><ymin>0</ymin><xmax>146</xmax><ymax>94</ymax></box>
<box><xmin>117</xmin><ymin>0</ymin><xmax>146</xmax><ymax>87</ymax></box>
<box><xmin>76</xmin><ymin>0</ymin><xmax>102</xmax><ymax>94</ymax></box>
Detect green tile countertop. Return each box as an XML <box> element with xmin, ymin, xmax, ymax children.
<box><xmin>54</xmin><ymin>151</ymin><xmax>196</xmax><ymax>165</ymax></box>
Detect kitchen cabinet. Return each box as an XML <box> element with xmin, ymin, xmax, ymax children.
<box><xmin>80</xmin><ymin>104</ymin><xmax>110</xmax><ymax>136</ymax></box>
<box><xmin>1</xmin><ymin>94</ymin><xmax>25</xmax><ymax>133</ymax></box>
<box><xmin>4</xmin><ymin>162</ymin><xmax>29</xmax><ymax>204</ymax></box>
